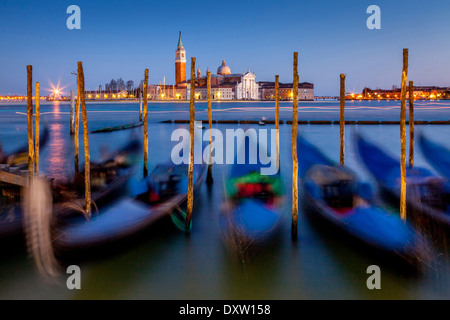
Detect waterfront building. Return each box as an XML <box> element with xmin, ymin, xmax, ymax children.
<box><xmin>258</xmin><ymin>81</ymin><xmax>314</xmax><ymax>100</ymax></box>
<box><xmin>359</xmin><ymin>86</ymin><xmax>450</xmax><ymax>100</ymax></box>
<box><xmin>186</xmin><ymin>61</ymin><xmax>259</xmax><ymax>100</ymax></box>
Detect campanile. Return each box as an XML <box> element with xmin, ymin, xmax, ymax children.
<box><xmin>175</xmin><ymin>32</ymin><xmax>186</xmax><ymax>87</ymax></box>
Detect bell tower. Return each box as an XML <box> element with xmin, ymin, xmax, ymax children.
<box><xmin>175</xmin><ymin>31</ymin><xmax>186</xmax><ymax>87</ymax></box>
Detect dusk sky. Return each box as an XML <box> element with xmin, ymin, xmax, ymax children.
<box><xmin>1</xmin><ymin>0</ymin><xmax>450</xmax><ymax>96</ymax></box>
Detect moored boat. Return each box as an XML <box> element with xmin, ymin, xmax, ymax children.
<box><xmin>299</xmin><ymin>136</ymin><xmax>422</xmax><ymax>263</ymax></box>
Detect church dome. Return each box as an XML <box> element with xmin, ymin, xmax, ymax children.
<box><xmin>217</xmin><ymin>60</ymin><xmax>231</xmax><ymax>76</ymax></box>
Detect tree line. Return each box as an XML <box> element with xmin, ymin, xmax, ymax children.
<box><xmin>103</xmin><ymin>78</ymin><xmax>136</xmax><ymax>92</ymax></box>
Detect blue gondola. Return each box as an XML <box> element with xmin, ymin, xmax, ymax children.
<box><xmin>54</xmin><ymin>154</ymin><xmax>206</xmax><ymax>252</ymax></box>
<box><xmin>418</xmin><ymin>133</ymin><xmax>450</xmax><ymax>180</ymax></box>
<box><xmin>299</xmin><ymin>136</ymin><xmax>421</xmax><ymax>261</ymax></box>
<box><xmin>220</xmin><ymin>136</ymin><xmax>284</xmax><ymax>259</ymax></box>
<box><xmin>0</xmin><ymin>125</ymin><xmax>50</xmax><ymax>238</ymax></box>
<box><xmin>356</xmin><ymin>133</ymin><xmax>450</xmax><ymax>229</ymax></box>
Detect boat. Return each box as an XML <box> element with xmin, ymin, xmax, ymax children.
<box><xmin>91</xmin><ymin>122</ymin><xmax>143</xmax><ymax>133</ymax></box>
<box><xmin>52</xmin><ymin>158</ymin><xmax>207</xmax><ymax>252</ymax></box>
<box><xmin>220</xmin><ymin>137</ymin><xmax>284</xmax><ymax>260</ymax></box>
<box><xmin>0</xmin><ymin>125</ymin><xmax>50</xmax><ymax>169</ymax></box>
<box><xmin>0</xmin><ymin>136</ymin><xmax>141</xmax><ymax>240</ymax></box>
<box><xmin>299</xmin><ymin>136</ymin><xmax>421</xmax><ymax>261</ymax></box>
<box><xmin>355</xmin><ymin>133</ymin><xmax>450</xmax><ymax>231</ymax></box>
<box><xmin>0</xmin><ymin>125</ymin><xmax>50</xmax><ymax>238</ymax></box>
<box><xmin>418</xmin><ymin>133</ymin><xmax>450</xmax><ymax>180</ymax></box>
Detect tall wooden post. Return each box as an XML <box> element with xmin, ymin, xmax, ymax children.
<box><xmin>206</xmin><ymin>70</ymin><xmax>213</xmax><ymax>184</ymax></box>
<box><xmin>74</xmin><ymin>75</ymin><xmax>80</xmax><ymax>174</ymax></box>
<box><xmin>70</xmin><ymin>90</ymin><xmax>75</xmax><ymax>135</ymax></box>
<box><xmin>143</xmin><ymin>69</ymin><xmax>149</xmax><ymax>177</ymax></box>
<box><xmin>27</xmin><ymin>66</ymin><xmax>34</xmax><ymax>181</ymax></box>
<box><xmin>409</xmin><ymin>80</ymin><xmax>414</xmax><ymax>167</ymax></box>
<box><xmin>275</xmin><ymin>75</ymin><xmax>280</xmax><ymax>170</ymax></box>
<box><xmin>139</xmin><ymin>90</ymin><xmax>143</xmax><ymax>122</ymax></box>
<box><xmin>78</xmin><ymin>62</ymin><xmax>91</xmax><ymax>215</ymax></box>
<box><xmin>186</xmin><ymin>57</ymin><xmax>196</xmax><ymax>231</ymax></box>
<box><xmin>340</xmin><ymin>74</ymin><xmax>346</xmax><ymax>165</ymax></box>
<box><xmin>400</xmin><ymin>49</ymin><xmax>409</xmax><ymax>221</ymax></box>
<box><xmin>292</xmin><ymin>52</ymin><xmax>299</xmax><ymax>240</ymax></box>
<box><xmin>35</xmin><ymin>82</ymin><xmax>40</xmax><ymax>175</ymax></box>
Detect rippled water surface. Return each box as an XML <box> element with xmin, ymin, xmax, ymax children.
<box><xmin>1</xmin><ymin>100</ymin><xmax>450</xmax><ymax>300</ymax></box>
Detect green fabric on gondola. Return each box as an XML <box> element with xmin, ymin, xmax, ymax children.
<box><xmin>226</xmin><ymin>172</ymin><xmax>283</xmax><ymax>198</ymax></box>
<box><xmin>170</xmin><ymin>208</ymin><xmax>192</xmax><ymax>233</ymax></box>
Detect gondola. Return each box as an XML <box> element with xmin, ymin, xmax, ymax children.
<box><xmin>0</xmin><ymin>125</ymin><xmax>50</xmax><ymax>169</ymax></box>
<box><xmin>52</xmin><ymin>158</ymin><xmax>207</xmax><ymax>252</ymax></box>
<box><xmin>0</xmin><ymin>136</ymin><xmax>141</xmax><ymax>240</ymax></box>
<box><xmin>0</xmin><ymin>125</ymin><xmax>50</xmax><ymax>238</ymax></box>
<box><xmin>418</xmin><ymin>133</ymin><xmax>450</xmax><ymax>180</ymax></box>
<box><xmin>299</xmin><ymin>136</ymin><xmax>421</xmax><ymax>261</ymax></box>
<box><xmin>356</xmin><ymin>133</ymin><xmax>450</xmax><ymax>230</ymax></box>
<box><xmin>220</xmin><ymin>137</ymin><xmax>284</xmax><ymax>260</ymax></box>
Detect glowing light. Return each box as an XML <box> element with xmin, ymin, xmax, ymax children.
<box><xmin>47</xmin><ymin>82</ymin><xmax>67</xmax><ymax>100</ymax></box>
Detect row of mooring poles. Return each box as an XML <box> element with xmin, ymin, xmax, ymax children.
<box><xmin>70</xmin><ymin>62</ymin><xmax>91</xmax><ymax>215</ymax></box>
<box><xmin>337</xmin><ymin>49</ymin><xmax>412</xmax><ymax>222</ymax></box>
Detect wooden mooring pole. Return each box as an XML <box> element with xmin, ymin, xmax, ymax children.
<box><xmin>27</xmin><ymin>65</ymin><xmax>34</xmax><ymax>181</ymax></box>
<box><xmin>78</xmin><ymin>61</ymin><xmax>91</xmax><ymax>215</ymax></box>
<box><xmin>340</xmin><ymin>74</ymin><xmax>345</xmax><ymax>165</ymax></box>
<box><xmin>400</xmin><ymin>49</ymin><xmax>409</xmax><ymax>221</ymax></box>
<box><xmin>206</xmin><ymin>70</ymin><xmax>213</xmax><ymax>184</ymax></box>
<box><xmin>35</xmin><ymin>82</ymin><xmax>40</xmax><ymax>175</ymax></box>
<box><xmin>409</xmin><ymin>80</ymin><xmax>414</xmax><ymax>168</ymax></box>
<box><xmin>143</xmin><ymin>69</ymin><xmax>149</xmax><ymax>177</ymax></box>
<box><xmin>70</xmin><ymin>90</ymin><xmax>75</xmax><ymax>135</ymax></box>
<box><xmin>275</xmin><ymin>75</ymin><xmax>280</xmax><ymax>171</ymax></box>
<box><xmin>74</xmin><ymin>75</ymin><xmax>80</xmax><ymax>174</ymax></box>
<box><xmin>186</xmin><ymin>57</ymin><xmax>196</xmax><ymax>231</ymax></box>
<box><xmin>292</xmin><ymin>52</ymin><xmax>299</xmax><ymax>240</ymax></box>
<box><xmin>139</xmin><ymin>90</ymin><xmax>143</xmax><ymax>122</ymax></box>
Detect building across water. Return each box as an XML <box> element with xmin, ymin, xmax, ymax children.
<box><xmin>83</xmin><ymin>32</ymin><xmax>314</xmax><ymax>101</ymax></box>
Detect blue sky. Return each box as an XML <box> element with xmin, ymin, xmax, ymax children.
<box><xmin>1</xmin><ymin>0</ymin><xmax>450</xmax><ymax>96</ymax></box>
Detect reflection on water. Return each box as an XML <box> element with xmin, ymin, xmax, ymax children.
<box><xmin>0</xmin><ymin>101</ymin><xmax>450</xmax><ymax>299</ymax></box>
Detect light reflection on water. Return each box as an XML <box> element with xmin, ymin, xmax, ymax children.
<box><xmin>0</xmin><ymin>101</ymin><xmax>450</xmax><ymax>299</ymax></box>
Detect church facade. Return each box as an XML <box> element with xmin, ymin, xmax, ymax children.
<box><xmin>175</xmin><ymin>32</ymin><xmax>313</xmax><ymax>101</ymax></box>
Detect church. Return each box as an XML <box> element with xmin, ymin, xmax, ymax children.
<box><xmin>174</xmin><ymin>32</ymin><xmax>260</xmax><ymax>100</ymax></box>
<box><xmin>161</xmin><ymin>32</ymin><xmax>313</xmax><ymax>101</ymax></box>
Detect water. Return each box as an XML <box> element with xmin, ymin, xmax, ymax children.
<box><xmin>1</xmin><ymin>100</ymin><xmax>450</xmax><ymax>300</ymax></box>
